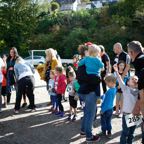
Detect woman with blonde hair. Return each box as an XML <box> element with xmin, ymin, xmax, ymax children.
<box><xmin>44</xmin><ymin>48</ymin><xmax>62</xmax><ymax>83</ymax></box>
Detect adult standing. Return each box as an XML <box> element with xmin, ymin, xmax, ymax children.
<box><xmin>14</xmin><ymin>57</ymin><xmax>36</xmax><ymax>113</ymax></box>
<box><xmin>113</xmin><ymin>42</ymin><xmax>130</xmax><ymax>78</ymax></box>
<box><xmin>99</xmin><ymin>45</ymin><xmax>111</xmax><ymax>93</ymax></box>
<box><xmin>77</xmin><ymin>44</ymin><xmax>103</xmax><ymax>142</ymax></box>
<box><xmin>45</xmin><ymin>48</ymin><xmax>62</xmax><ymax>105</ymax></box>
<box><xmin>45</xmin><ymin>48</ymin><xmax>62</xmax><ymax>84</ymax></box>
<box><xmin>127</xmin><ymin>41</ymin><xmax>144</xmax><ymax>144</ymax></box>
<box><xmin>6</xmin><ymin>47</ymin><xmax>19</xmax><ymax>103</ymax></box>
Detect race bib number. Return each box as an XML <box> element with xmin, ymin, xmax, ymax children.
<box><xmin>125</xmin><ymin>114</ymin><xmax>142</xmax><ymax>127</ymax></box>
<box><xmin>48</xmin><ymin>84</ymin><xmax>52</xmax><ymax>90</ymax></box>
<box><xmin>67</xmin><ymin>86</ymin><xmax>73</xmax><ymax>93</ymax></box>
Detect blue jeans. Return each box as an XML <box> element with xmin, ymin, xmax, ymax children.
<box><xmin>101</xmin><ymin>109</ymin><xmax>113</xmax><ymax>132</ymax></box>
<box><xmin>50</xmin><ymin>95</ymin><xmax>58</xmax><ymax>109</ymax></box>
<box><xmin>80</xmin><ymin>92</ymin><xmax>97</xmax><ymax>139</ymax></box>
<box><xmin>120</xmin><ymin>115</ymin><xmax>136</xmax><ymax>144</ymax></box>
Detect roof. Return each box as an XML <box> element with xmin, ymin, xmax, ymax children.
<box><xmin>56</xmin><ymin>0</ymin><xmax>76</xmax><ymax>4</ymax></box>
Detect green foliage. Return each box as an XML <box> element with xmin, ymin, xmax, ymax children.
<box><xmin>1</xmin><ymin>0</ymin><xmax>144</xmax><ymax>59</ymax></box>
<box><xmin>0</xmin><ymin>0</ymin><xmax>38</xmax><ymax>55</ymax></box>
<box><xmin>50</xmin><ymin>2</ymin><xmax>60</xmax><ymax>12</ymax></box>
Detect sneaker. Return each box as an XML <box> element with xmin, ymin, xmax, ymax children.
<box><xmin>31</xmin><ymin>108</ymin><xmax>36</xmax><ymax>112</ymax></box>
<box><xmin>80</xmin><ymin>131</ymin><xmax>86</xmax><ymax>137</ymax></box>
<box><xmin>107</xmin><ymin>131</ymin><xmax>112</xmax><ymax>139</ymax></box>
<box><xmin>59</xmin><ymin>112</ymin><xmax>64</xmax><ymax>117</ymax></box>
<box><xmin>3</xmin><ymin>103</ymin><xmax>7</xmax><ymax>108</ymax></box>
<box><xmin>14</xmin><ymin>110</ymin><xmax>19</xmax><ymax>114</ymax></box>
<box><xmin>71</xmin><ymin>115</ymin><xmax>76</xmax><ymax>121</ymax></box>
<box><xmin>51</xmin><ymin>109</ymin><xmax>57</xmax><ymax>114</ymax></box>
<box><xmin>86</xmin><ymin>135</ymin><xmax>100</xmax><ymax>142</ymax></box>
<box><xmin>55</xmin><ymin>111</ymin><xmax>61</xmax><ymax>115</ymax></box>
<box><xmin>67</xmin><ymin>114</ymin><xmax>71</xmax><ymax>121</ymax></box>
<box><xmin>98</xmin><ymin>131</ymin><xmax>106</xmax><ymax>136</ymax></box>
<box><xmin>21</xmin><ymin>103</ymin><xmax>27</xmax><ymax>108</ymax></box>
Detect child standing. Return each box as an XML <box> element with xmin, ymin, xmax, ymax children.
<box><xmin>113</xmin><ymin>64</ymin><xmax>139</xmax><ymax>144</ymax></box>
<box><xmin>72</xmin><ymin>54</ymin><xmax>79</xmax><ymax>71</ymax></box>
<box><xmin>54</xmin><ymin>66</ymin><xmax>67</xmax><ymax>117</ymax></box>
<box><xmin>114</xmin><ymin>61</ymin><xmax>128</xmax><ymax>117</ymax></box>
<box><xmin>48</xmin><ymin>70</ymin><xmax>58</xmax><ymax>113</ymax></box>
<box><xmin>100</xmin><ymin>74</ymin><xmax>117</xmax><ymax>138</ymax></box>
<box><xmin>67</xmin><ymin>71</ymin><xmax>79</xmax><ymax>121</ymax></box>
<box><xmin>0</xmin><ymin>57</ymin><xmax>4</xmax><ymax>112</ymax></box>
<box><xmin>1</xmin><ymin>55</ymin><xmax>7</xmax><ymax>108</ymax></box>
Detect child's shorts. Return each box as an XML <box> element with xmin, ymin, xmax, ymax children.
<box><xmin>69</xmin><ymin>96</ymin><xmax>77</xmax><ymax>108</ymax></box>
<box><xmin>116</xmin><ymin>92</ymin><xmax>123</xmax><ymax>102</ymax></box>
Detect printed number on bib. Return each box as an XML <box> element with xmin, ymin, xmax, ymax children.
<box><xmin>67</xmin><ymin>86</ymin><xmax>73</xmax><ymax>93</ymax></box>
<box><xmin>48</xmin><ymin>84</ymin><xmax>53</xmax><ymax>90</ymax></box>
<box><xmin>125</xmin><ymin>114</ymin><xmax>142</xmax><ymax>127</ymax></box>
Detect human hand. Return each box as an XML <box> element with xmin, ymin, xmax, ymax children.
<box><xmin>132</xmin><ymin>104</ymin><xmax>141</xmax><ymax>115</ymax></box>
<box><xmin>9</xmin><ymin>67</ymin><xmax>13</xmax><ymax>70</ymax></box>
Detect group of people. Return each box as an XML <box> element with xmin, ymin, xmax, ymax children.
<box><xmin>0</xmin><ymin>41</ymin><xmax>144</xmax><ymax>144</ymax></box>
<box><xmin>0</xmin><ymin>47</ymin><xmax>36</xmax><ymax>114</ymax></box>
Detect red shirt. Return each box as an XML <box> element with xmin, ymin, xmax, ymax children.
<box><xmin>55</xmin><ymin>74</ymin><xmax>67</xmax><ymax>94</ymax></box>
<box><xmin>2</xmin><ymin>68</ymin><xmax>7</xmax><ymax>86</ymax></box>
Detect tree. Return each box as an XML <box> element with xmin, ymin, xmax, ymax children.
<box><xmin>0</xmin><ymin>0</ymin><xmax>38</xmax><ymax>55</ymax></box>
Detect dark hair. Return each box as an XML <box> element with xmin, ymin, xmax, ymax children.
<box><xmin>7</xmin><ymin>47</ymin><xmax>19</xmax><ymax>61</ymax></box>
<box><xmin>55</xmin><ymin>66</ymin><xmax>63</xmax><ymax>74</ymax></box>
<box><xmin>68</xmin><ymin>71</ymin><xmax>76</xmax><ymax>78</ymax></box>
<box><xmin>78</xmin><ymin>44</ymin><xmax>88</xmax><ymax>57</ymax></box>
<box><xmin>73</xmin><ymin>54</ymin><xmax>79</xmax><ymax>60</ymax></box>
<box><xmin>99</xmin><ymin>45</ymin><xmax>105</xmax><ymax>52</ymax></box>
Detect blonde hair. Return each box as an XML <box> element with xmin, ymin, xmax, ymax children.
<box><xmin>88</xmin><ymin>44</ymin><xmax>101</xmax><ymax>57</ymax></box>
<box><xmin>15</xmin><ymin>57</ymin><xmax>25</xmax><ymax>64</ymax></box>
<box><xmin>105</xmin><ymin>74</ymin><xmax>116</xmax><ymax>84</ymax></box>
<box><xmin>50</xmin><ymin>70</ymin><xmax>55</xmax><ymax>76</ymax></box>
<box><xmin>45</xmin><ymin>48</ymin><xmax>57</xmax><ymax>60</ymax></box>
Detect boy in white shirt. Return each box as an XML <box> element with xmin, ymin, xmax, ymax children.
<box><xmin>113</xmin><ymin>64</ymin><xmax>139</xmax><ymax>144</ymax></box>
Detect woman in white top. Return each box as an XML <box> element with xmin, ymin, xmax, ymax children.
<box><xmin>14</xmin><ymin>57</ymin><xmax>35</xmax><ymax>113</ymax></box>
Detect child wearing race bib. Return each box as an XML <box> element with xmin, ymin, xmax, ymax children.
<box><xmin>113</xmin><ymin>64</ymin><xmax>139</xmax><ymax>144</ymax></box>
<box><xmin>67</xmin><ymin>71</ymin><xmax>79</xmax><ymax>121</ymax></box>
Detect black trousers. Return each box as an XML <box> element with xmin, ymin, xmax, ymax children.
<box><xmin>57</xmin><ymin>94</ymin><xmax>64</xmax><ymax>112</ymax></box>
<box><xmin>15</xmin><ymin>76</ymin><xmax>35</xmax><ymax>110</ymax></box>
<box><xmin>101</xmin><ymin>72</ymin><xmax>107</xmax><ymax>93</ymax></box>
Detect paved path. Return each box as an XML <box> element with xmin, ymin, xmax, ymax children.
<box><xmin>0</xmin><ymin>71</ymin><xmax>142</xmax><ymax>144</ymax></box>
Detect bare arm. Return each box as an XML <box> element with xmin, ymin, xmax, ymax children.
<box><xmin>139</xmin><ymin>89</ymin><xmax>144</xmax><ymax>117</ymax></box>
<box><xmin>122</xmin><ymin>54</ymin><xmax>130</xmax><ymax>78</ymax></box>
<box><xmin>132</xmin><ymin>99</ymin><xmax>141</xmax><ymax>115</ymax></box>
<box><xmin>106</xmin><ymin>61</ymin><xmax>111</xmax><ymax>74</ymax></box>
<box><xmin>113</xmin><ymin>64</ymin><xmax>126</xmax><ymax>91</ymax></box>
<box><xmin>122</xmin><ymin>64</ymin><xmax>130</xmax><ymax>79</ymax></box>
